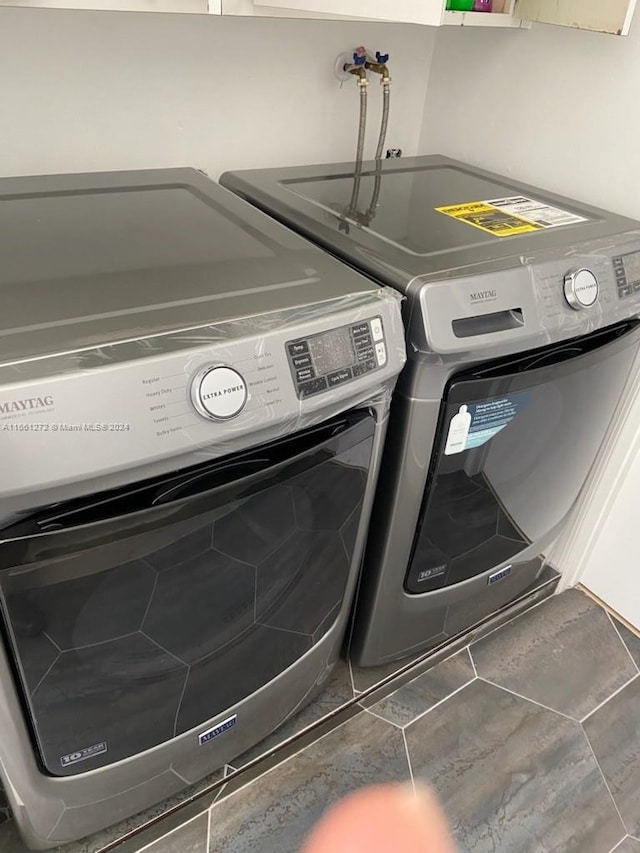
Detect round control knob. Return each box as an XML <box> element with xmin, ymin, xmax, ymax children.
<box><xmin>191</xmin><ymin>366</ymin><xmax>247</xmax><ymax>421</ymax></box>
<box><xmin>564</xmin><ymin>268</ymin><xmax>599</xmax><ymax>310</ymax></box>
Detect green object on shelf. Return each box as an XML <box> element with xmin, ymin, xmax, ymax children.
<box><xmin>446</xmin><ymin>0</ymin><xmax>475</xmax><ymax>9</ymax></box>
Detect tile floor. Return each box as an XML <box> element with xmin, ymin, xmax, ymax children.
<box><xmin>0</xmin><ymin>787</ymin><xmax>10</xmax><ymax>828</ymax></box>
<box><xmin>150</xmin><ymin>588</ymin><xmax>640</xmax><ymax>853</ymax></box>
<box><xmin>5</xmin><ymin>582</ymin><xmax>640</xmax><ymax>853</ymax></box>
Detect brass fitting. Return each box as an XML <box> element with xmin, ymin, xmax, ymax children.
<box><xmin>365</xmin><ymin>61</ymin><xmax>390</xmax><ymax>82</ymax></box>
<box><xmin>344</xmin><ymin>64</ymin><xmax>369</xmax><ymax>84</ymax></box>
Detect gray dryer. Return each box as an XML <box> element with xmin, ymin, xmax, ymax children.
<box><xmin>0</xmin><ymin>167</ymin><xmax>405</xmax><ymax>847</ymax></box>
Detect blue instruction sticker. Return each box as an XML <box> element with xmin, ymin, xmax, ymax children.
<box><xmin>445</xmin><ymin>392</ymin><xmax>529</xmax><ymax>455</ymax></box>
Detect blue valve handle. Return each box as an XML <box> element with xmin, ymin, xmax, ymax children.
<box><xmin>375</xmin><ymin>51</ymin><xmax>390</xmax><ymax>63</ymax></box>
<box><xmin>352</xmin><ymin>52</ymin><xmax>367</xmax><ymax>66</ymax></box>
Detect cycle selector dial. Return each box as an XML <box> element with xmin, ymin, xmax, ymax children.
<box><xmin>564</xmin><ymin>268</ymin><xmax>599</xmax><ymax>310</ymax></box>
<box><xmin>191</xmin><ymin>366</ymin><xmax>248</xmax><ymax>421</ymax></box>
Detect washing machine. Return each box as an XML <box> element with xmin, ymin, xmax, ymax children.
<box><xmin>222</xmin><ymin>155</ymin><xmax>640</xmax><ymax>666</ymax></box>
<box><xmin>0</xmin><ymin>167</ymin><xmax>405</xmax><ymax>848</ymax></box>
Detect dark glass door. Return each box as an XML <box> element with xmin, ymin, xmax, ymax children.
<box><xmin>0</xmin><ymin>410</ymin><xmax>374</xmax><ymax>776</ymax></box>
<box><xmin>406</xmin><ymin>321</ymin><xmax>640</xmax><ymax>594</ymax></box>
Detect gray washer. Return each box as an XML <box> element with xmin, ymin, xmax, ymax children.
<box><xmin>221</xmin><ymin>155</ymin><xmax>640</xmax><ymax>666</ymax></box>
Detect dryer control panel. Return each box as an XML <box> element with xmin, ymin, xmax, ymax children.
<box><xmin>0</xmin><ymin>294</ymin><xmax>406</xmax><ymax>509</ymax></box>
<box><xmin>286</xmin><ymin>316</ymin><xmax>387</xmax><ymax>399</ymax></box>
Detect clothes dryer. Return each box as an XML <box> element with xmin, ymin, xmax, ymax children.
<box><xmin>0</xmin><ymin>167</ymin><xmax>405</xmax><ymax>847</ymax></box>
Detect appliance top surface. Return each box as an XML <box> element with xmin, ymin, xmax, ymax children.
<box><xmin>0</xmin><ymin>167</ymin><xmax>379</xmax><ymax>363</ymax></box>
<box><xmin>221</xmin><ymin>155</ymin><xmax>640</xmax><ymax>290</ymax></box>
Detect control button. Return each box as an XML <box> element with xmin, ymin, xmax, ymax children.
<box><xmin>288</xmin><ymin>341</ymin><xmax>309</xmax><ymax>357</ymax></box>
<box><xmin>296</xmin><ymin>366</ymin><xmax>315</xmax><ymax>383</ymax></box>
<box><xmin>298</xmin><ymin>377</ymin><xmax>328</xmax><ymax>398</ymax></box>
<box><xmin>375</xmin><ymin>342</ymin><xmax>387</xmax><ymax>366</ymax></box>
<box><xmin>191</xmin><ymin>366</ymin><xmax>247</xmax><ymax>421</ymax></box>
<box><xmin>354</xmin><ymin>335</ymin><xmax>373</xmax><ymax>350</ymax></box>
<box><xmin>370</xmin><ymin>317</ymin><xmax>384</xmax><ymax>342</ymax></box>
<box><xmin>614</xmin><ymin>257</ymin><xmax>624</xmax><ymax>268</ymax></box>
<box><xmin>619</xmin><ymin>285</ymin><xmax>634</xmax><ymax>298</ymax></box>
<box><xmin>633</xmin><ymin>283</ymin><xmax>640</xmax><ymax>292</ymax></box>
<box><xmin>357</xmin><ymin>347</ymin><xmax>375</xmax><ymax>363</ymax></box>
<box><xmin>353</xmin><ymin>360</ymin><xmax>377</xmax><ymax>377</ymax></box>
<box><xmin>351</xmin><ymin>322</ymin><xmax>369</xmax><ymax>337</ymax></box>
<box><xmin>563</xmin><ymin>268</ymin><xmax>599</xmax><ymax>310</ymax></box>
<box><xmin>292</xmin><ymin>353</ymin><xmax>312</xmax><ymax>369</ymax></box>
<box><xmin>327</xmin><ymin>368</ymin><xmax>353</xmax><ymax>387</ymax></box>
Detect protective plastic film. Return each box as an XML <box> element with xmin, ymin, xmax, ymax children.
<box><xmin>408</xmin><ymin>230</ymin><xmax>640</xmax><ymax>367</ymax></box>
<box><xmin>0</xmin><ymin>287</ymin><xmax>406</xmax><ymax>514</ymax></box>
<box><xmin>520</xmin><ymin>231</ymin><xmax>640</xmax><ymax>343</ymax></box>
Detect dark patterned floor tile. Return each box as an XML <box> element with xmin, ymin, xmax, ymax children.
<box><xmin>612</xmin><ymin>618</ymin><xmax>640</xmax><ymax>670</ymax></box>
<box><xmin>471</xmin><ymin>589</ymin><xmax>636</xmax><ymax>719</ymax></box>
<box><xmin>405</xmin><ymin>680</ymin><xmax>625</xmax><ymax>853</ymax></box>
<box><xmin>208</xmin><ymin>712</ymin><xmax>410</xmax><ymax>852</ymax></box>
<box><xmin>0</xmin><ymin>785</ymin><xmax>9</xmax><ymax>826</ymax></box>
<box><xmin>366</xmin><ymin>649</ymin><xmax>475</xmax><ymax>727</ymax></box>
<box><xmin>142</xmin><ymin>813</ymin><xmax>207</xmax><ymax>853</ymax></box>
<box><xmin>584</xmin><ymin>676</ymin><xmax>640</xmax><ymax>838</ymax></box>
<box><xmin>234</xmin><ymin>660</ymin><xmax>354</xmax><ymax>768</ymax></box>
<box><xmin>0</xmin><ymin>820</ymin><xmax>23</xmax><ymax>853</ymax></box>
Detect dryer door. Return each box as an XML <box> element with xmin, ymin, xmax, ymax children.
<box><xmin>405</xmin><ymin>320</ymin><xmax>640</xmax><ymax>594</ymax></box>
<box><xmin>0</xmin><ymin>409</ymin><xmax>374</xmax><ymax>776</ymax></box>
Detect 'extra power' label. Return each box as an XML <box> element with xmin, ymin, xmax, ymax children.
<box><xmin>436</xmin><ymin>196</ymin><xmax>587</xmax><ymax>238</ymax></box>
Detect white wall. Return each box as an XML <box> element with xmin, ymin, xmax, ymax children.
<box><xmin>0</xmin><ymin>7</ymin><xmax>434</xmax><ymax>179</ymax></box>
<box><xmin>420</xmin><ymin>17</ymin><xmax>640</xmax><ymax>219</ymax></box>
<box><xmin>580</xmin><ymin>422</ymin><xmax>640</xmax><ymax>627</ymax></box>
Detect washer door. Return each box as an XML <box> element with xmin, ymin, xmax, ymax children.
<box><xmin>405</xmin><ymin>320</ymin><xmax>640</xmax><ymax>594</ymax></box>
<box><xmin>0</xmin><ymin>410</ymin><xmax>374</xmax><ymax>776</ymax></box>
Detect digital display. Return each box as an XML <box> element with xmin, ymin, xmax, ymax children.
<box><xmin>621</xmin><ymin>251</ymin><xmax>640</xmax><ymax>284</ymax></box>
<box><xmin>308</xmin><ymin>327</ymin><xmax>356</xmax><ymax>375</ymax></box>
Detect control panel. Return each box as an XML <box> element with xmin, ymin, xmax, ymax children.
<box><xmin>418</xmin><ymin>232</ymin><xmax>640</xmax><ymax>356</ymax></box>
<box><xmin>0</xmin><ymin>295</ymin><xmax>406</xmax><ymax>507</ymax></box>
<box><xmin>613</xmin><ymin>251</ymin><xmax>640</xmax><ymax>300</ymax></box>
<box><xmin>286</xmin><ymin>317</ymin><xmax>387</xmax><ymax>399</ymax></box>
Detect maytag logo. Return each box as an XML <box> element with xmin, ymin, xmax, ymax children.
<box><xmin>0</xmin><ymin>395</ymin><xmax>54</xmax><ymax>414</ymax></box>
<box><xmin>470</xmin><ymin>290</ymin><xmax>497</xmax><ymax>303</ymax></box>
<box><xmin>488</xmin><ymin>565</ymin><xmax>513</xmax><ymax>585</ymax></box>
<box><xmin>198</xmin><ymin>714</ymin><xmax>237</xmax><ymax>746</ymax></box>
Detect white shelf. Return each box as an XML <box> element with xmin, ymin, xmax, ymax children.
<box><xmin>442</xmin><ymin>10</ymin><xmax>525</xmax><ymax>27</ymax></box>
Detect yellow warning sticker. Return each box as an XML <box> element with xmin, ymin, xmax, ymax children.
<box><xmin>435</xmin><ymin>201</ymin><xmax>543</xmax><ymax>237</ymax></box>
